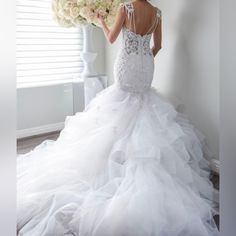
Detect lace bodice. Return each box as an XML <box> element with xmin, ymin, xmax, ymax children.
<box><xmin>123</xmin><ymin>28</ymin><xmax>153</xmax><ymax>56</ymax></box>
<box><xmin>114</xmin><ymin>2</ymin><xmax>161</xmax><ymax>94</ymax></box>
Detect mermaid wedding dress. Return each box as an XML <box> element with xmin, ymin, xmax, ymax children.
<box><xmin>17</xmin><ymin>2</ymin><xmax>219</xmax><ymax>236</ymax></box>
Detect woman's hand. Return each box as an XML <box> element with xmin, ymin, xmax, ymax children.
<box><xmin>97</xmin><ymin>14</ymin><xmax>105</xmax><ymax>27</ymax></box>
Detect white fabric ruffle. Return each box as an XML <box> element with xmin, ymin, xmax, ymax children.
<box><xmin>17</xmin><ymin>85</ymin><xmax>219</xmax><ymax>236</ymax></box>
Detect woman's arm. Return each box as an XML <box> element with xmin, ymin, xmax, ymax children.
<box><xmin>98</xmin><ymin>6</ymin><xmax>125</xmax><ymax>44</ymax></box>
<box><xmin>151</xmin><ymin>18</ymin><xmax>162</xmax><ymax>57</ymax></box>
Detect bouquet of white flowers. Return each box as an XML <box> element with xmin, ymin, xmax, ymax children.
<box><xmin>52</xmin><ymin>0</ymin><xmax>86</xmax><ymax>27</ymax></box>
<box><xmin>78</xmin><ymin>0</ymin><xmax>121</xmax><ymax>27</ymax></box>
<box><xmin>52</xmin><ymin>0</ymin><xmax>121</xmax><ymax>28</ymax></box>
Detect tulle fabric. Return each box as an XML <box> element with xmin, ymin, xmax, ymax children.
<box><xmin>17</xmin><ymin>85</ymin><xmax>219</xmax><ymax>236</ymax></box>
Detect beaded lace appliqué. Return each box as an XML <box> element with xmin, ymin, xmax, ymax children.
<box><xmin>124</xmin><ymin>29</ymin><xmax>139</xmax><ymax>55</ymax></box>
<box><xmin>120</xmin><ymin>2</ymin><xmax>155</xmax><ymax>57</ymax></box>
<box><xmin>124</xmin><ymin>28</ymin><xmax>153</xmax><ymax>56</ymax></box>
<box><xmin>114</xmin><ymin>28</ymin><xmax>154</xmax><ymax>94</ymax></box>
<box><xmin>114</xmin><ymin>2</ymin><xmax>161</xmax><ymax>94</ymax></box>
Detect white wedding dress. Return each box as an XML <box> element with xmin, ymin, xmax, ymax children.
<box><xmin>17</xmin><ymin>2</ymin><xmax>219</xmax><ymax>236</ymax></box>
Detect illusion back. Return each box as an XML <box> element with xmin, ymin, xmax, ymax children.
<box><xmin>114</xmin><ymin>2</ymin><xmax>161</xmax><ymax>93</ymax></box>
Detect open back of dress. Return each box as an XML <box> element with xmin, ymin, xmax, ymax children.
<box><xmin>114</xmin><ymin>2</ymin><xmax>161</xmax><ymax>93</ymax></box>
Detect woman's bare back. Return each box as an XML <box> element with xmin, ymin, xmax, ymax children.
<box><xmin>98</xmin><ymin>0</ymin><xmax>162</xmax><ymax>56</ymax></box>
<box><xmin>124</xmin><ymin>0</ymin><xmax>160</xmax><ymax>36</ymax></box>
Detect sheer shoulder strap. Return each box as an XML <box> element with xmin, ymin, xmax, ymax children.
<box><xmin>156</xmin><ymin>7</ymin><xmax>162</xmax><ymax>19</ymax></box>
<box><xmin>120</xmin><ymin>1</ymin><xmax>136</xmax><ymax>33</ymax></box>
<box><xmin>120</xmin><ymin>2</ymin><xmax>134</xmax><ymax>19</ymax></box>
<box><xmin>146</xmin><ymin>8</ymin><xmax>162</xmax><ymax>35</ymax></box>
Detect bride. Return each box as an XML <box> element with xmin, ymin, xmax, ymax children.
<box><xmin>17</xmin><ymin>0</ymin><xmax>219</xmax><ymax>235</ymax></box>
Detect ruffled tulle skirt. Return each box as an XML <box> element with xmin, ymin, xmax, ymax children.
<box><xmin>17</xmin><ymin>85</ymin><xmax>219</xmax><ymax>236</ymax></box>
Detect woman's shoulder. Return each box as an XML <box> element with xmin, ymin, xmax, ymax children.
<box><xmin>120</xmin><ymin>1</ymin><xmax>134</xmax><ymax>9</ymax></box>
<box><xmin>154</xmin><ymin>6</ymin><xmax>162</xmax><ymax>18</ymax></box>
<box><xmin>146</xmin><ymin>2</ymin><xmax>162</xmax><ymax>18</ymax></box>
<box><xmin>119</xmin><ymin>1</ymin><xmax>134</xmax><ymax>14</ymax></box>
<box><xmin>120</xmin><ymin>1</ymin><xmax>161</xmax><ymax>16</ymax></box>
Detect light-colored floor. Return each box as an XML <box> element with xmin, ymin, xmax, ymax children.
<box><xmin>17</xmin><ymin>131</ymin><xmax>60</xmax><ymax>155</ymax></box>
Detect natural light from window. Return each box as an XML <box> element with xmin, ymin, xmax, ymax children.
<box><xmin>16</xmin><ymin>0</ymin><xmax>84</xmax><ymax>86</ymax></box>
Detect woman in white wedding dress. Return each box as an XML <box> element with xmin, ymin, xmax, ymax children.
<box><xmin>17</xmin><ymin>1</ymin><xmax>219</xmax><ymax>235</ymax></box>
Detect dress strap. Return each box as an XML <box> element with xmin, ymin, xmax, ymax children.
<box><xmin>120</xmin><ymin>2</ymin><xmax>136</xmax><ymax>33</ymax></box>
<box><xmin>146</xmin><ymin>8</ymin><xmax>162</xmax><ymax>35</ymax></box>
<box><xmin>156</xmin><ymin>8</ymin><xmax>162</xmax><ymax>19</ymax></box>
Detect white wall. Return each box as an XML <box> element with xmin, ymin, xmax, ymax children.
<box><xmin>105</xmin><ymin>0</ymin><xmax>219</xmax><ymax>160</ymax></box>
<box><xmin>17</xmin><ymin>29</ymin><xmax>106</xmax><ymax>136</ymax></box>
<box><xmin>17</xmin><ymin>84</ymin><xmax>74</xmax><ymax>131</ymax></box>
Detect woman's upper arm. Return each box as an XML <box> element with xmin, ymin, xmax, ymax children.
<box><xmin>108</xmin><ymin>5</ymin><xmax>126</xmax><ymax>43</ymax></box>
<box><xmin>153</xmin><ymin>10</ymin><xmax>162</xmax><ymax>49</ymax></box>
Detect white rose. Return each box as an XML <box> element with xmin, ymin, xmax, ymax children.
<box><xmin>70</xmin><ymin>7</ymin><xmax>80</xmax><ymax>18</ymax></box>
<box><xmin>96</xmin><ymin>6</ymin><xmax>107</xmax><ymax>17</ymax></box>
